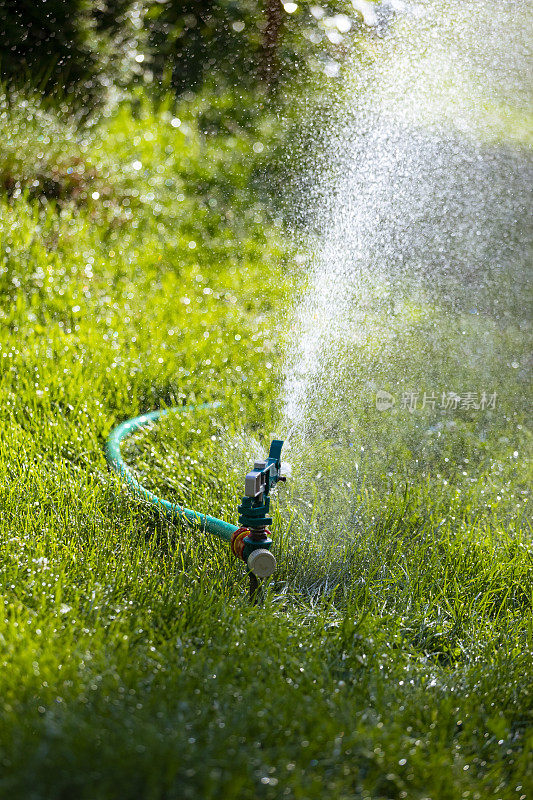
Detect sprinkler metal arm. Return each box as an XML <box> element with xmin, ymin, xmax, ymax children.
<box><xmin>238</xmin><ymin>439</ymin><xmax>285</xmax><ymax>531</ymax></box>
<box><xmin>243</xmin><ymin>439</ymin><xmax>285</xmax><ymax>505</ymax></box>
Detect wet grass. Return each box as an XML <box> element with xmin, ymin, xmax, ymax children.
<box><xmin>0</xmin><ymin>91</ymin><xmax>531</xmax><ymax>800</ymax></box>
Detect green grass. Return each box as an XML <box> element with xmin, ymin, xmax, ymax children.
<box><xmin>0</xmin><ymin>89</ymin><xmax>531</xmax><ymax>800</ymax></box>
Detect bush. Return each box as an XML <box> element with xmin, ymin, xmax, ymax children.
<box><xmin>144</xmin><ymin>0</ymin><xmax>370</xmax><ymax>95</ymax></box>
<box><xmin>0</xmin><ymin>0</ymin><xmax>375</xmax><ymax>108</ymax></box>
<box><xmin>0</xmin><ymin>0</ymin><xmax>142</xmax><ymax>112</ymax></box>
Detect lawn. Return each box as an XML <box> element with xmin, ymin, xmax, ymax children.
<box><xmin>0</xmin><ymin>89</ymin><xmax>531</xmax><ymax>800</ymax></box>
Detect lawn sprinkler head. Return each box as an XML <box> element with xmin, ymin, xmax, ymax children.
<box><xmin>231</xmin><ymin>439</ymin><xmax>286</xmax><ymax>582</ymax></box>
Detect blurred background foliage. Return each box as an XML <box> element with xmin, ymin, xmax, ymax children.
<box><xmin>0</xmin><ymin>0</ymin><xmax>378</xmax><ymax>112</ymax></box>
<box><xmin>0</xmin><ymin>0</ymin><xmax>381</xmax><ymax>213</ymax></box>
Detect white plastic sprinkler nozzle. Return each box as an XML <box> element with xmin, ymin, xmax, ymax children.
<box><xmin>247</xmin><ymin>549</ymin><xmax>277</xmax><ymax>578</ymax></box>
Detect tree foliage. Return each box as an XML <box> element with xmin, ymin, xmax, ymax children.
<box><xmin>0</xmin><ymin>0</ymin><xmax>373</xmax><ymax>107</ymax></box>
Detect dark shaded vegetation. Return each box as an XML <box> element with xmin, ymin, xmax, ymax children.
<box><xmin>0</xmin><ymin>0</ymin><xmax>365</xmax><ymax>108</ymax></box>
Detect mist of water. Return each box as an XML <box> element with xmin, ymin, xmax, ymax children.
<box><xmin>280</xmin><ymin>0</ymin><xmax>532</xmax><ymax>538</ymax></box>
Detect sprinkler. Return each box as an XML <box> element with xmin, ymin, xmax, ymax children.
<box><xmin>105</xmin><ymin>406</ymin><xmax>286</xmax><ymax>600</ymax></box>
<box><xmin>230</xmin><ymin>439</ymin><xmax>286</xmax><ymax>595</ymax></box>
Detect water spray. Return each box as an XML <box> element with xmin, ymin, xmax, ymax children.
<box><xmin>105</xmin><ymin>406</ymin><xmax>286</xmax><ymax>600</ymax></box>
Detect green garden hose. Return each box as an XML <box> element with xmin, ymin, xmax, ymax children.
<box><xmin>105</xmin><ymin>404</ymin><xmax>238</xmax><ymax>543</ymax></box>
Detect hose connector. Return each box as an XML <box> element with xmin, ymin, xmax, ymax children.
<box><xmin>231</xmin><ymin>528</ymin><xmax>277</xmax><ymax>578</ymax></box>
<box><xmin>231</xmin><ymin>526</ymin><xmax>275</xmax><ymax>577</ymax></box>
